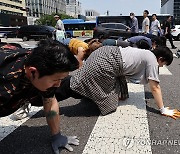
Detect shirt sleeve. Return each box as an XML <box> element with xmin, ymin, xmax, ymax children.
<box><xmin>146</xmin><ymin>18</ymin><xmax>150</xmax><ymax>26</ymax></box>
<box><xmin>57</xmin><ymin>20</ymin><xmax>64</xmax><ymax>30</ymax></box>
<box><xmin>146</xmin><ymin>64</ymin><xmax>160</xmax><ymax>83</ymax></box>
<box><xmin>157</xmin><ymin>21</ymin><xmax>160</xmax><ymax>28</ymax></box>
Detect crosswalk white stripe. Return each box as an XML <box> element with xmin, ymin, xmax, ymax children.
<box><xmin>159</xmin><ymin>66</ymin><xmax>172</xmax><ymax>75</ymax></box>
<box><xmin>82</xmin><ymin>83</ymin><xmax>152</xmax><ymax>154</ymax></box>
<box><xmin>0</xmin><ymin>106</ymin><xmax>42</xmax><ymax>141</ymax></box>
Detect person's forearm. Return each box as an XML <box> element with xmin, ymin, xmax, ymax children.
<box><xmin>149</xmin><ymin>80</ymin><xmax>164</xmax><ymax>109</ymax></box>
<box><xmin>165</xmin><ymin>27</ymin><xmax>168</xmax><ymax>34</ymax></box>
<box><xmin>43</xmin><ymin>97</ymin><xmax>60</xmax><ymax>135</ymax></box>
<box><xmin>159</xmin><ymin>27</ymin><xmax>162</xmax><ymax>34</ymax></box>
<box><xmin>77</xmin><ymin>58</ymin><xmax>83</xmax><ymax>68</ymax></box>
<box><xmin>77</xmin><ymin>47</ymin><xmax>85</xmax><ymax>68</ymax></box>
<box><xmin>145</xmin><ymin>25</ymin><xmax>149</xmax><ymax>33</ymax></box>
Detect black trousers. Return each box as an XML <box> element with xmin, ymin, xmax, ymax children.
<box><xmin>165</xmin><ymin>33</ymin><xmax>175</xmax><ymax>48</ymax></box>
<box><xmin>55</xmin><ymin>76</ymin><xmax>83</xmax><ymax>101</ymax></box>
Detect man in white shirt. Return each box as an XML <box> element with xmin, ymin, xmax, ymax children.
<box><xmin>142</xmin><ymin>10</ymin><xmax>150</xmax><ymax>34</ymax></box>
<box><xmin>54</xmin><ymin>15</ymin><xmax>65</xmax><ymax>31</ymax></box>
<box><xmin>54</xmin><ymin>14</ymin><xmax>65</xmax><ymax>42</ymax></box>
<box><xmin>150</xmin><ymin>14</ymin><xmax>162</xmax><ymax>36</ymax></box>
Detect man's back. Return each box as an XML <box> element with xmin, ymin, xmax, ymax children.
<box><xmin>0</xmin><ymin>49</ymin><xmax>31</xmax><ymax>116</ymax></box>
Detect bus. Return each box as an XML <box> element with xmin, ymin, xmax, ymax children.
<box><xmin>0</xmin><ymin>26</ymin><xmax>19</xmax><ymax>38</ymax></box>
<box><xmin>62</xmin><ymin>19</ymin><xmax>96</xmax><ymax>38</ymax></box>
<box><xmin>96</xmin><ymin>14</ymin><xmax>174</xmax><ymax>29</ymax></box>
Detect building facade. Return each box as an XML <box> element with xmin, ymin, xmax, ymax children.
<box><xmin>0</xmin><ymin>0</ymin><xmax>27</xmax><ymax>26</ymax></box>
<box><xmin>85</xmin><ymin>9</ymin><xmax>99</xmax><ymax>20</ymax></box>
<box><xmin>26</xmin><ymin>0</ymin><xmax>66</xmax><ymax>25</ymax></box>
<box><xmin>66</xmin><ymin>0</ymin><xmax>81</xmax><ymax>17</ymax></box>
<box><xmin>161</xmin><ymin>0</ymin><xmax>180</xmax><ymax>24</ymax></box>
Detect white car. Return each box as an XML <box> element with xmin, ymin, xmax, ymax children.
<box><xmin>171</xmin><ymin>25</ymin><xmax>180</xmax><ymax>41</ymax></box>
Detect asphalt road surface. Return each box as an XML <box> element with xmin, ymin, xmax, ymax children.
<box><xmin>0</xmin><ymin>38</ymin><xmax>180</xmax><ymax>154</ymax></box>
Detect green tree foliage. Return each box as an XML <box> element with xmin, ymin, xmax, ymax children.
<box><xmin>35</xmin><ymin>13</ymin><xmax>74</xmax><ymax>26</ymax></box>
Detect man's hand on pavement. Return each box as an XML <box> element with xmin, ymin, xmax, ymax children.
<box><xmin>160</xmin><ymin>107</ymin><xmax>180</xmax><ymax>120</ymax></box>
<box><xmin>52</xmin><ymin>132</ymin><xmax>79</xmax><ymax>154</ymax></box>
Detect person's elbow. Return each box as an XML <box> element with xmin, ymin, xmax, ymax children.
<box><xmin>148</xmin><ymin>80</ymin><xmax>160</xmax><ymax>92</ymax></box>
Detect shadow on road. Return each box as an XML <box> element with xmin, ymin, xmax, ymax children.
<box><xmin>60</xmin><ymin>98</ymin><xmax>100</xmax><ymax>117</ymax></box>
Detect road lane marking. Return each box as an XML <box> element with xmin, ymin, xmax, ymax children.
<box><xmin>0</xmin><ymin>106</ymin><xmax>42</xmax><ymax>141</ymax></box>
<box><xmin>159</xmin><ymin>66</ymin><xmax>172</xmax><ymax>75</ymax></box>
<box><xmin>82</xmin><ymin>83</ymin><xmax>152</xmax><ymax>154</ymax></box>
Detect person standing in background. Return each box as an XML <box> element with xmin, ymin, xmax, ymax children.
<box><xmin>142</xmin><ymin>10</ymin><xmax>150</xmax><ymax>34</ymax></box>
<box><xmin>54</xmin><ymin>15</ymin><xmax>65</xmax><ymax>31</ymax></box>
<box><xmin>130</xmin><ymin>12</ymin><xmax>139</xmax><ymax>34</ymax></box>
<box><xmin>54</xmin><ymin>15</ymin><xmax>66</xmax><ymax>42</ymax></box>
<box><xmin>150</xmin><ymin>14</ymin><xmax>162</xmax><ymax>36</ymax></box>
<box><xmin>163</xmin><ymin>16</ymin><xmax>177</xmax><ymax>49</ymax></box>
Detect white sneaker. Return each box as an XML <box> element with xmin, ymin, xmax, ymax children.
<box><xmin>12</xmin><ymin>103</ymin><xmax>31</xmax><ymax>120</ymax></box>
<box><xmin>173</xmin><ymin>53</ymin><xmax>178</xmax><ymax>58</ymax></box>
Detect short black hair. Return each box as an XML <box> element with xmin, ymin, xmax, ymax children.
<box><xmin>25</xmin><ymin>39</ymin><xmax>79</xmax><ymax>78</ymax></box>
<box><xmin>167</xmin><ymin>15</ymin><xmax>171</xmax><ymax>19</ymax></box>
<box><xmin>152</xmin><ymin>14</ymin><xmax>157</xmax><ymax>17</ymax></box>
<box><xmin>151</xmin><ymin>36</ymin><xmax>167</xmax><ymax>47</ymax></box>
<box><xmin>144</xmin><ymin>10</ymin><xmax>149</xmax><ymax>15</ymax></box>
<box><xmin>136</xmin><ymin>39</ymin><xmax>151</xmax><ymax>50</ymax></box>
<box><xmin>84</xmin><ymin>38</ymin><xmax>94</xmax><ymax>43</ymax></box>
<box><xmin>151</xmin><ymin>46</ymin><xmax>173</xmax><ymax>66</ymax></box>
<box><xmin>130</xmin><ymin>12</ymin><xmax>134</xmax><ymax>16</ymax></box>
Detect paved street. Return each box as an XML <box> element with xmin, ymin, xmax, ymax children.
<box><xmin>0</xmin><ymin>38</ymin><xmax>180</xmax><ymax>154</ymax></box>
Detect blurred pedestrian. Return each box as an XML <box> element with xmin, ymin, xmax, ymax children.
<box><xmin>142</xmin><ymin>10</ymin><xmax>150</xmax><ymax>34</ymax></box>
<box><xmin>163</xmin><ymin>16</ymin><xmax>177</xmax><ymax>49</ymax></box>
<box><xmin>54</xmin><ymin>14</ymin><xmax>65</xmax><ymax>31</ymax></box>
<box><xmin>130</xmin><ymin>12</ymin><xmax>139</xmax><ymax>33</ymax></box>
<box><xmin>54</xmin><ymin>14</ymin><xmax>65</xmax><ymax>42</ymax></box>
<box><xmin>150</xmin><ymin>14</ymin><xmax>162</xmax><ymax>36</ymax></box>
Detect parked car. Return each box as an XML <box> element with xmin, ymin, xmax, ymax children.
<box><xmin>93</xmin><ymin>23</ymin><xmax>137</xmax><ymax>39</ymax></box>
<box><xmin>4</xmin><ymin>28</ymin><xmax>19</xmax><ymax>39</ymax></box>
<box><xmin>17</xmin><ymin>25</ymin><xmax>55</xmax><ymax>41</ymax></box>
<box><xmin>171</xmin><ymin>25</ymin><xmax>180</xmax><ymax>41</ymax></box>
<box><xmin>0</xmin><ymin>26</ymin><xmax>19</xmax><ymax>38</ymax></box>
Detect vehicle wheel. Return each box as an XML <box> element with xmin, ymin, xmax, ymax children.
<box><xmin>22</xmin><ymin>36</ymin><xmax>29</xmax><ymax>41</ymax></box>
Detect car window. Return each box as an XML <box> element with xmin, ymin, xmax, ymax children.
<box><xmin>116</xmin><ymin>24</ymin><xmax>126</xmax><ymax>30</ymax></box>
<box><xmin>39</xmin><ymin>27</ymin><xmax>46</xmax><ymax>32</ymax></box>
<box><xmin>20</xmin><ymin>26</ymin><xmax>27</xmax><ymax>31</ymax></box>
<box><xmin>32</xmin><ymin>26</ymin><xmax>40</xmax><ymax>31</ymax></box>
<box><xmin>20</xmin><ymin>26</ymin><xmax>38</xmax><ymax>32</ymax></box>
<box><xmin>101</xmin><ymin>24</ymin><xmax>116</xmax><ymax>29</ymax></box>
<box><xmin>46</xmin><ymin>26</ymin><xmax>55</xmax><ymax>31</ymax></box>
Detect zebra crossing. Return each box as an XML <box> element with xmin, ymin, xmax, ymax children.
<box><xmin>0</xmin><ymin>66</ymin><xmax>173</xmax><ymax>154</ymax></box>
